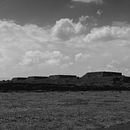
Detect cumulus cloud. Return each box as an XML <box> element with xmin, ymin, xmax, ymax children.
<box><xmin>20</xmin><ymin>50</ymin><xmax>69</xmax><ymax>66</ymax></box>
<box><xmin>52</xmin><ymin>18</ymin><xmax>90</xmax><ymax>41</ymax></box>
<box><xmin>52</xmin><ymin>19</ymin><xmax>75</xmax><ymax>40</ymax></box>
<box><xmin>0</xmin><ymin>20</ymin><xmax>72</xmax><ymax>77</ymax></box>
<box><xmin>51</xmin><ymin>16</ymin><xmax>97</xmax><ymax>42</ymax></box>
<box><xmin>0</xmin><ymin>18</ymin><xmax>130</xmax><ymax>77</ymax></box>
<box><xmin>84</xmin><ymin>26</ymin><xmax>130</xmax><ymax>43</ymax></box>
<box><xmin>72</xmin><ymin>0</ymin><xmax>103</xmax><ymax>4</ymax></box>
<box><xmin>67</xmin><ymin>23</ymin><xmax>130</xmax><ymax>75</ymax></box>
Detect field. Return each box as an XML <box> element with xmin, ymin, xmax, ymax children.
<box><xmin>0</xmin><ymin>91</ymin><xmax>129</xmax><ymax>130</ymax></box>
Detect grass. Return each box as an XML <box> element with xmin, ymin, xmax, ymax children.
<box><xmin>0</xmin><ymin>91</ymin><xmax>129</xmax><ymax>130</ymax></box>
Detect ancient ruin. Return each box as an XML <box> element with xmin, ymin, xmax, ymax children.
<box><xmin>0</xmin><ymin>71</ymin><xmax>130</xmax><ymax>91</ymax></box>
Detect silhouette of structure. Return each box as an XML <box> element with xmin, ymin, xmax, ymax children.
<box><xmin>26</xmin><ymin>76</ymin><xmax>48</xmax><ymax>83</ymax></box>
<box><xmin>0</xmin><ymin>71</ymin><xmax>130</xmax><ymax>91</ymax></box>
<box><xmin>48</xmin><ymin>75</ymin><xmax>79</xmax><ymax>85</ymax></box>
<box><xmin>82</xmin><ymin>72</ymin><xmax>122</xmax><ymax>78</ymax></box>
<box><xmin>12</xmin><ymin>77</ymin><xmax>27</xmax><ymax>83</ymax></box>
<box><xmin>80</xmin><ymin>71</ymin><xmax>123</xmax><ymax>88</ymax></box>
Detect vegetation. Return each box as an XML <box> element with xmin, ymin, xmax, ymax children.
<box><xmin>0</xmin><ymin>91</ymin><xmax>129</xmax><ymax>129</ymax></box>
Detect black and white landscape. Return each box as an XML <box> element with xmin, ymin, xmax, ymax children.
<box><xmin>0</xmin><ymin>71</ymin><xmax>130</xmax><ymax>91</ymax></box>
<box><xmin>0</xmin><ymin>0</ymin><xmax>130</xmax><ymax>129</ymax></box>
<box><xmin>0</xmin><ymin>0</ymin><xmax>130</xmax><ymax>78</ymax></box>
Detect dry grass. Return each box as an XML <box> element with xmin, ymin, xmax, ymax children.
<box><xmin>0</xmin><ymin>91</ymin><xmax>129</xmax><ymax>130</ymax></box>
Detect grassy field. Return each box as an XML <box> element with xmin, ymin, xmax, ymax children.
<box><xmin>0</xmin><ymin>91</ymin><xmax>129</xmax><ymax>130</ymax></box>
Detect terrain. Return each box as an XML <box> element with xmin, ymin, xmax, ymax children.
<box><xmin>0</xmin><ymin>91</ymin><xmax>129</xmax><ymax>130</ymax></box>
<box><xmin>1</xmin><ymin>71</ymin><xmax>130</xmax><ymax>92</ymax></box>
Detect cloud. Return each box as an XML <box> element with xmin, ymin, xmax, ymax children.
<box><xmin>0</xmin><ymin>20</ymin><xmax>72</xmax><ymax>77</ymax></box>
<box><xmin>84</xmin><ymin>26</ymin><xmax>130</xmax><ymax>43</ymax></box>
<box><xmin>112</xmin><ymin>21</ymin><xmax>130</xmax><ymax>27</ymax></box>
<box><xmin>20</xmin><ymin>50</ymin><xmax>69</xmax><ymax>66</ymax></box>
<box><xmin>79</xmin><ymin>16</ymin><xmax>90</xmax><ymax>23</ymax></box>
<box><xmin>0</xmin><ymin>18</ymin><xmax>130</xmax><ymax>77</ymax></box>
<box><xmin>73</xmin><ymin>25</ymin><xmax>130</xmax><ymax>75</ymax></box>
<box><xmin>52</xmin><ymin>19</ymin><xmax>76</xmax><ymax>41</ymax></box>
<box><xmin>52</xmin><ymin>18</ymin><xmax>90</xmax><ymax>41</ymax></box>
<box><xmin>52</xmin><ymin>16</ymin><xmax>97</xmax><ymax>41</ymax></box>
<box><xmin>75</xmin><ymin>53</ymin><xmax>90</xmax><ymax>61</ymax></box>
<box><xmin>79</xmin><ymin>16</ymin><xmax>97</xmax><ymax>26</ymax></box>
<box><xmin>96</xmin><ymin>9</ymin><xmax>103</xmax><ymax>16</ymax></box>
<box><xmin>72</xmin><ymin>0</ymin><xmax>103</xmax><ymax>4</ymax></box>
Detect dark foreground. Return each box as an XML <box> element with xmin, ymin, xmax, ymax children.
<box><xmin>96</xmin><ymin>122</ymin><xmax>130</xmax><ymax>130</ymax></box>
<box><xmin>0</xmin><ymin>91</ymin><xmax>129</xmax><ymax>130</ymax></box>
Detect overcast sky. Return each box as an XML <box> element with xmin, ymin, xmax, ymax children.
<box><xmin>0</xmin><ymin>0</ymin><xmax>130</xmax><ymax>78</ymax></box>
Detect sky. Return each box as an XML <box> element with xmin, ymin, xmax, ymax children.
<box><xmin>0</xmin><ymin>0</ymin><xmax>130</xmax><ymax>78</ymax></box>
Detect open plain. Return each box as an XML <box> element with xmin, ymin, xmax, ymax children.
<box><xmin>0</xmin><ymin>91</ymin><xmax>129</xmax><ymax>130</ymax></box>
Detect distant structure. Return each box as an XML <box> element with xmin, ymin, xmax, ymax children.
<box><xmin>28</xmin><ymin>76</ymin><xmax>48</xmax><ymax>79</ymax></box>
<box><xmin>82</xmin><ymin>71</ymin><xmax>122</xmax><ymax>78</ymax></box>
<box><xmin>80</xmin><ymin>71</ymin><xmax>123</xmax><ymax>87</ymax></box>
<box><xmin>123</xmin><ymin>76</ymin><xmax>130</xmax><ymax>83</ymax></box>
<box><xmin>0</xmin><ymin>71</ymin><xmax>129</xmax><ymax>91</ymax></box>
<box><xmin>49</xmin><ymin>75</ymin><xmax>78</xmax><ymax>79</ymax></box>
<box><xmin>48</xmin><ymin>75</ymin><xmax>79</xmax><ymax>85</ymax></box>
<box><xmin>12</xmin><ymin>77</ymin><xmax>27</xmax><ymax>83</ymax></box>
<box><xmin>26</xmin><ymin>76</ymin><xmax>48</xmax><ymax>83</ymax></box>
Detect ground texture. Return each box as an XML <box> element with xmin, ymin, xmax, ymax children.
<box><xmin>0</xmin><ymin>91</ymin><xmax>129</xmax><ymax>130</ymax></box>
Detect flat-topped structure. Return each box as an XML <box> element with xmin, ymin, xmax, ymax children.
<box><xmin>49</xmin><ymin>75</ymin><xmax>78</xmax><ymax>79</ymax></box>
<box><xmin>12</xmin><ymin>77</ymin><xmax>27</xmax><ymax>83</ymax></box>
<box><xmin>27</xmin><ymin>76</ymin><xmax>48</xmax><ymax>80</ymax></box>
<box><xmin>0</xmin><ymin>71</ymin><xmax>129</xmax><ymax>91</ymax></box>
<box><xmin>25</xmin><ymin>76</ymin><xmax>48</xmax><ymax>84</ymax></box>
<box><xmin>48</xmin><ymin>75</ymin><xmax>79</xmax><ymax>85</ymax></box>
<box><xmin>82</xmin><ymin>71</ymin><xmax>122</xmax><ymax>78</ymax></box>
<box><xmin>123</xmin><ymin>76</ymin><xmax>130</xmax><ymax>83</ymax></box>
<box><xmin>80</xmin><ymin>71</ymin><xmax>123</xmax><ymax>87</ymax></box>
